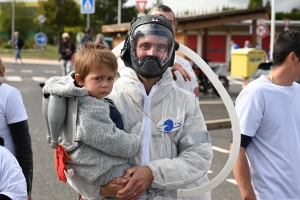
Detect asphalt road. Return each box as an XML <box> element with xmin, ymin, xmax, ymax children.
<box><xmin>0</xmin><ymin>62</ymin><xmax>244</xmax><ymax>200</ymax></box>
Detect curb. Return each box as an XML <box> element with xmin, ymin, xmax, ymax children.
<box><xmin>0</xmin><ymin>56</ymin><xmax>60</xmax><ymax>66</ymax></box>
<box><xmin>206</xmin><ymin>118</ymin><xmax>231</xmax><ymax>130</ymax></box>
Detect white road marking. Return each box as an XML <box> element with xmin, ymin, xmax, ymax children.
<box><xmin>227</xmin><ymin>76</ymin><xmax>244</xmax><ymax>85</ymax></box>
<box><xmin>212</xmin><ymin>146</ymin><xmax>229</xmax><ymax>153</ymax></box>
<box><xmin>6</xmin><ymin>76</ymin><xmax>22</xmax><ymax>82</ymax></box>
<box><xmin>45</xmin><ymin>70</ymin><xmax>58</xmax><ymax>74</ymax></box>
<box><xmin>32</xmin><ymin>77</ymin><xmax>48</xmax><ymax>82</ymax></box>
<box><xmin>207</xmin><ymin>170</ymin><xmax>213</xmax><ymax>174</ymax></box>
<box><xmin>226</xmin><ymin>179</ymin><xmax>237</xmax><ymax>185</ymax></box>
<box><xmin>227</xmin><ymin>76</ymin><xmax>244</xmax><ymax>81</ymax></box>
<box><xmin>200</xmin><ymin>100</ymin><xmax>225</xmax><ymax>105</ymax></box>
<box><xmin>229</xmin><ymin>79</ymin><xmax>244</xmax><ymax>85</ymax></box>
<box><xmin>5</xmin><ymin>69</ymin><xmax>14</xmax><ymax>72</ymax></box>
<box><xmin>21</xmin><ymin>70</ymin><xmax>33</xmax><ymax>73</ymax></box>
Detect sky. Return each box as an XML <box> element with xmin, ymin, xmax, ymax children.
<box><xmin>125</xmin><ymin>0</ymin><xmax>300</xmax><ymax>13</ymax></box>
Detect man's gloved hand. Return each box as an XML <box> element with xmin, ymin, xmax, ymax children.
<box><xmin>54</xmin><ymin>145</ymin><xmax>72</xmax><ymax>182</ymax></box>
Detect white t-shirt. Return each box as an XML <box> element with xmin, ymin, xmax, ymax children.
<box><xmin>235</xmin><ymin>75</ymin><xmax>300</xmax><ymax>199</ymax></box>
<box><xmin>0</xmin><ymin>146</ymin><xmax>27</xmax><ymax>199</ymax></box>
<box><xmin>172</xmin><ymin>55</ymin><xmax>198</xmax><ymax>94</ymax></box>
<box><xmin>0</xmin><ymin>83</ymin><xmax>28</xmax><ymax>155</ymax></box>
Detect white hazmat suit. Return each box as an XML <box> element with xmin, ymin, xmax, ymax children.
<box><xmin>108</xmin><ymin>67</ymin><xmax>213</xmax><ymax>200</ymax></box>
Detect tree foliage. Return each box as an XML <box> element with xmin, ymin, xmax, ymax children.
<box><xmin>0</xmin><ymin>2</ymin><xmax>38</xmax><ymax>40</ymax></box>
<box><xmin>90</xmin><ymin>0</ymin><xmax>138</xmax><ymax>34</ymax></box>
<box><xmin>276</xmin><ymin>7</ymin><xmax>300</xmax><ymax>20</ymax></box>
<box><xmin>37</xmin><ymin>0</ymin><xmax>84</xmax><ymax>41</ymax></box>
<box><xmin>247</xmin><ymin>0</ymin><xmax>263</xmax><ymax>9</ymax></box>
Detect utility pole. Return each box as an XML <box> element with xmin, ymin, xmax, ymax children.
<box><xmin>118</xmin><ymin>0</ymin><xmax>121</xmax><ymax>24</ymax></box>
<box><xmin>270</xmin><ymin>0</ymin><xmax>275</xmax><ymax>60</ymax></box>
<box><xmin>11</xmin><ymin>0</ymin><xmax>15</xmax><ymax>44</ymax></box>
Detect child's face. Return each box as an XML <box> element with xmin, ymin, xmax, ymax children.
<box><xmin>77</xmin><ymin>64</ymin><xmax>115</xmax><ymax>99</ymax></box>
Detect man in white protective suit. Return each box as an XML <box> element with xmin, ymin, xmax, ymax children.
<box><xmin>67</xmin><ymin>14</ymin><xmax>213</xmax><ymax>200</ymax></box>
<box><xmin>106</xmin><ymin>14</ymin><xmax>212</xmax><ymax>200</ymax></box>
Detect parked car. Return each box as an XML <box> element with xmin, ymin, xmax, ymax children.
<box><xmin>243</xmin><ymin>61</ymin><xmax>300</xmax><ymax>87</ymax></box>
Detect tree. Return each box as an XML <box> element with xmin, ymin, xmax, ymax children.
<box><xmin>247</xmin><ymin>0</ymin><xmax>263</xmax><ymax>9</ymax></box>
<box><xmin>276</xmin><ymin>7</ymin><xmax>300</xmax><ymax>20</ymax></box>
<box><xmin>265</xmin><ymin>0</ymin><xmax>271</xmax><ymax>10</ymax></box>
<box><xmin>0</xmin><ymin>2</ymin><xmax>38</xmax><ymax>41</ymax></box>
<box><xmin>37</xmin><ymin>0</ymin><xmax>84</xmax><ymax>44</ymax></box>
<box><xmin>90</xmin><ymin>0</ymin><xmax>138</xmax><ymax>34</ymax></box>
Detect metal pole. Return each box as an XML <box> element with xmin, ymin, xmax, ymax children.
<box><xmin>270</xmin><ymin>0</ymin><xmax>275</xmax><ymax>61</ymax></box>
<box><xmin>11</xmin><ymin>0</ymin><xmax>15</xmax><ymax>44</ymax></box>
<box><xmin>118</xmin><ymin>0</ymin><xmax>121</xmax><ymax>24</ymax></box>
<box><xmin>87</xmin><ymin>14</ymin><xmax>90</xmax><ymax>28</ymax></box>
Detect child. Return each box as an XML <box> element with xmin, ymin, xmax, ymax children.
<box><xmin>42</xmin><ymin>42</ymin><xmax>141</xmax><ymax>199</ymax></box>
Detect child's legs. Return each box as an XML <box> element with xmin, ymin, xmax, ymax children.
<box><xmin>65</xmin><ymin>169</ymin><xmax>103</xmax><ymax>200</ymax></box>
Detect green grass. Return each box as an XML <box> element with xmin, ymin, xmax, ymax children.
<box><xmin>0</xmin><ymin>45</ymin><xmax>60</xmax><ymax>60</ymax></box>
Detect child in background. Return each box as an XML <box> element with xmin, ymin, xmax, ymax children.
<box><xmin>42</xmin><ymin>42</ymin><xmax>141</xmax><ymax>199</ymax></box>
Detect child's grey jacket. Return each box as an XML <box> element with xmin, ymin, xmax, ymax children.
<box><xmin>43</xmin><ymin>73</ymin><xmax>141</xmax><ymax>186</ymax></box>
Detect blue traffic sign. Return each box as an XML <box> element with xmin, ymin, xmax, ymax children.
<box><xmin>81</xmin><ymin>0</ymin><xmax>95</xmax><ymax>14</ymax></box>
<box><xmin>34</xmin><ymin>32</ymin><xmax>48</xmax><ymax>46</ymax></box>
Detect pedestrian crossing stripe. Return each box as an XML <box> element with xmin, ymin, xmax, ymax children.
<box><xmin>32</xmin><ymin>77</ymin><xmax>48</xmax><ymax>82</ymax></box>
<box><xmin>6</xmin><ymin>76</ymin><xmax>22</xmax><ymax>82</ymax></box>
<box><xmin>3</xmin><ymin>76</ymin><xmax>48</xmax><ymax>82</ymax></box>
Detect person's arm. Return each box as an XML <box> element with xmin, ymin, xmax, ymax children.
<box><xmin>230</xmin><ymin>144</ymin><xmax>256</xmax><ymax>200</ymax></box>
<box><xmin>8</xmin><ymin>120</ymin><xmax>33</xmax><ymax>197</ymax></box>
<box><xmin>77</xmin><ymin>96</ymin><xmax>140</xmax><ymax>158</ymax></box>
<box><xmin>0</xmin><ymin>194</ymin><xmax>11</xmax><ymax>200</ymax></box>
<box><xmin>5</xmin><ymin>88</ymin><xmax>32</xmax><ymax>198</ymax></box>
<box><xmin>58</xmin><ymin>42</ymin><xmax>65</xmax><ymax>55</ymax></box>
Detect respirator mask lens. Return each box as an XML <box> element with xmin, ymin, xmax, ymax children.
<box><xmin>130</xmin><ymin>24</ymin><xmax>174</xmax><ymax>66</ymax></box>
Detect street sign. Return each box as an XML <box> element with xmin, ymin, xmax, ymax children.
<box><xmin>81</xmin><ymin>0</ymin><xmax>95</xmax><ymax>14</ymax></box>
<box><xmin>136</xmin><ymin>0</ymin><xmax>147</xmax><ymax>13</ymax></box>
<box><xmin>256</xmin><ymin>24</ymin><xmax>269</xmax><ymax>39</ymax></box>
<box><xmin>34</xmin><ymin>32</ymin><xmax>48</xmax><ymax>46</ymax></box>
<box><xmin>38</xmin><ymin>14</ymin><xmax>46</xmax><ymax>24</ymax></box>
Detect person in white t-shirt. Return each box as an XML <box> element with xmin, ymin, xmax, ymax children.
<box><xmin>230</xmin><ymin>29</ymin><xmax>300</xmax><ymax>199</ymax></box>
<box><xmin>0</xmin><ymin>57</ymin><xmax>33</xmax><ymax>200</ymax></box>
<box><xmin>0</xmin><ymin>144</ymin><xmax>27</xmax><ymax>200</ymax></box>
<box><xmin>148</xmin><ymin>4</ymin><xmax>199</xmax><ymax>97</ymax></box>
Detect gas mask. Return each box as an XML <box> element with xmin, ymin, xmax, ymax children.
<box><xmin>120</xmin><ymin>14</ymin><xmax>179</xmax><ymax>78</ymax></box>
